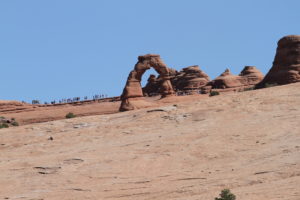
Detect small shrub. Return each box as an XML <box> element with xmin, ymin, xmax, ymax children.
<box><xmin>66</xmin><ymin>112</ymin><xmax>76</xmax><ymax>119</ymax></box>
<box><xmin>243</xmin><ymin>87</ymin><xmax>254</xmax><ymax>91</ymax></box>
<box><xmin>215</xmin><ymin>189</ymin><xmax>236</xmax><ymax>200</ymax></box>
<box><xmin>264</xmin><ymin>82</ymin><xmax>278</xmax><ymax>88</ymax></box>
<box><xmin>11</xmin><ymin>121</ymin><xmax>19</xmax><ymax>126</ymax></box>
<box><xmin>210</xmin><ymin>91</ymin><xmax>220</xmax><ymax>97</ymax></box>
<box><xmin>0</xmin><ymin>123</ymin><xmax>9</xmax><ymax>129</ymax></box>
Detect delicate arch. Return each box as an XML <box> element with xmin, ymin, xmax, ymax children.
<box><xmin>119</xmin><ymin>54</ymin><xmax>174</xmax><ymax>111</ymax></box>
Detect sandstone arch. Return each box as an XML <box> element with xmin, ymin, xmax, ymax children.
<box><xmin>120</xmin><ymin>54</ymin><xmax>175</xmax><ymax>111</ymax></box>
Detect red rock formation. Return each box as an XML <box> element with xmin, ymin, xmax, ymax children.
<box><xmin>172</xmin><ymin>65</ymin><xmax>210</xmax><ymax>93</ymax></box>
<box><xmin>256</xmin><ymin>35</ymin><xmax>300</xmax><ymax>88</ymax></box>
<box><xmin>143</xmin><ymin>65</ymin><xmax>210</xmax><ymax>96</ymax></box>
<box><xmin>120</xmin><ymin>54</ymin><xmax>175</xmax><ymax>111</ymax></box>
<box><xmin>205</xmin><ymin>67</ymin><xmax>264</xmax><ymax>93</ymax></box>
<box><xmin>142</xmin><ymin>64</ymin><xmax>264</xmax><ymax>95</ymax></box>
<box><xmin>239</xmin><ymin>66</ymin><xmax>264</xmax><ymax>87</ymax></box>
<box><xmin>142</xmin><ymin>74</ymin><xmax>160</xmax><ymax>96</ymax></box>
<box><xmin>209</xmin><ymin>69</ymin><xmax>243</xmax><ymax>90</ymax></box>
<box><xmin>142</xmin><ymin>68</ymin><xmax>178</xmax><ymax>96</ymax></box>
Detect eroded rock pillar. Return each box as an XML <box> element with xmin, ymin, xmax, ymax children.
<box><xmin>256</xmin><ymin>35</ymin><xmax>300</xmax><ymax>88</ymax></box>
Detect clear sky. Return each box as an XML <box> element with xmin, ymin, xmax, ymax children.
<box><xmin>0</xmin><ymin>0</ymin><xmax>299</xmax><ymax>103</ymax></box>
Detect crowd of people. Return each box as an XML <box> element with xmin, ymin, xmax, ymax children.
<box><xmin>29</xmin><ymin>90</ymin><xmax>201</xmax><ymax>105</ymax></box>
<box><xmin>146</xmin><ymin>90</ymin><xmax>203</xmax><ymax>97</ymax></box>
<box><xmin>31</xmin><ymin>94</ymin><xmax>109</xmax><ymax>105</ymax></box>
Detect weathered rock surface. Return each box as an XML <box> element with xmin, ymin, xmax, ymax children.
<box><xmin>239</xmin><ymin>66</ymin><xmax>264</xmax><ymax>86</ymax></box>
<box><xmin>205</xmin><ymin>67</ymin><xmax>264</xmax><ymax>93</ymax></box>
<box><xmin>0</xmin><ymin>100</ymin><xmax>33</xmax><ymax>114</ymax></box>
<box><xmin>120</xmin><ymin>54</ymin><xmax>175</xmax><ymax>111</ymax></box>
<box><xmin>209</xmin><ymin>69</ymin><xmax>243</xmax><ymax>90</ymax></box>
<box><xmin>172</xmin><ymin>65</ymin><xmax>210</xmax><ymax>92</ymax></box>
<box><xmin>142</xmin><ymin>74</ymin><xmax>161</xmax><ymax>96</ymax></box>
<box><xmin>0</xmin><ymin>99</ymin><xmax>120</xmax><ymax>125</ymax></box>
<box><xmin>143</xmin><ymin>65</ymin><xmax>210</xmax><ymax>95</ymax></box>
<box><xmin>1</xmin><ymin>83</ymin><xmax>299</xmax><ymax>200</ymax></box>
<box><xmin>257</xmin><ymin>35</ymin><xmax>300</xmax><ymax>87</ymax></box>
<box><xmin>143</xmin><ymin>65</ymin><xmax>264</xmax><ymax>95</ymax></box>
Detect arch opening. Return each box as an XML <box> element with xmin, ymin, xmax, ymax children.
<box><xmin>119</xmin><ymin>54</ymin><xmax>175</xmax><ymax>111</ymax></box>
<box><xmin>141</xmin><ymin>68</ymin><xmax>160</xmax><ymax>97</ymax></box>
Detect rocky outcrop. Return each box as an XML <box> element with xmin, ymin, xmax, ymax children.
<box><xmin>256</xmin><ymin>35</ymin><xmax>300</xmax><ymax>88</ymax></box>
<box><xmin>142</xmin><ymin>74</ymin><xmax>160</xmax><ymax>96</ymax></box>
<box><xmin>210</xmin><ymin>69</ymin><xmax>242</xmax><ymax>89</ymax></box>
<box><xmin>172</xmin><ymin>65</ymin><xmax>210</xmax><ymax>93</ymax></box>
<box><xmin>143</xmin><ymin>65</ymin><xmax>210</xmax><ymax>95</ymax></box>
<box><xmin>120</xmin><ymin>54</ymin><xmax>175</xmax><ymax>111</ymax></box>
<box><xmin>239</xmin><ymin>66</ymin><xmax>264</xmax><ymax>86</ymax></box>
<box><xmin>143</xmin><ymin>65</ymin><xmax>264</xmax><ymax>95</ymax></box>
<box><xmin>205</xmin><ymin>67</ymin><xmax>264</xmax><ymax>93</ymax></box>
<box><xmin>143</xmin><ymin>67</ymin><xmax>178</xmax><ymax>96</ymax></box>
<box><xmin>122</xmin><ymin>53</ymin><xmax>268</xmax><ymax>110</ymax></box>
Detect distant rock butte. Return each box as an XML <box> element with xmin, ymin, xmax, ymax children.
<box><xmin>257</xmin><ymin>35</ymin><xmax>300</xmax><ymax>87</ymax></box>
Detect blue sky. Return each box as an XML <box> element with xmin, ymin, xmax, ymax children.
<box><xmin>0</xmin><ymin>0</ymin><xmax>299</xmax><ymax>102</ymax></box>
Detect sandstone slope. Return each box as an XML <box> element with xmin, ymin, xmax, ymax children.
<box><xmin>0</xmin><ymin>83</ymin><xmax>299</xmax><ymax>200</ymax></box>
<box><xmin>0</xmin><ymin>100</ymin><xmax>120</xmax><ymax>125</ymax></box>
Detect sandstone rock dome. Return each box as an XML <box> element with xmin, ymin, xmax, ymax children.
<box><xmin>257</xmin><ymin>35</ymin><xmax>300</xmax><ymax>87</ymax></box>
<box><xmin>172</xmin><ymin>65</ymin><xmax>210</xmax><ymax>91</ymax></box>
<box><xmin>210</xmin><ymin>69</ymin><xmax>243</xmax><ymax>89</ymax></box>
<box><xmin>239</xmin><ymin>66</ymin><xmax>264</xmax><ymax>86</ymax></box>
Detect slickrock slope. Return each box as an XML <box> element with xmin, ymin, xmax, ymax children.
<box><xmin>0</xmin><ymin>83</ymin><xmax>300</xmax><ymax>200</ymax></box>
<box><xmin>0</xmin><ymin>99</ymin><xmax>120</xmax><ymax>125</ymax></box>
<box><xmin>0</xmin><ymin>100</ymin><xmax>34</xmax><ymax>114</ymax></box>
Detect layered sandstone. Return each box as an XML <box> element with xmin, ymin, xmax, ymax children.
<box><xmin>257</xmin><ymin>35</ymin><xmax>300</xmax><ymax>87</ymax></box>
<box><xmin>142</xmin><ymin>74</ymin><xmax>160</xmax><ymax>96</ymax></box>
<box><xmin>143</xmin><ymin>65</ymin><xmax>210</xmax><ymax>95</ymax></box>
<box><xmin>208</xmin><ymin>69</ymin><xmax>243</xmax><ymax>90</ymax></box>
<box><xmin>172</xmin><ymin>65</ymin><xmax>210</xmax><ymax>92</ymax></box>
<box><xmin>239</xmin><ymin>66</ymin><xmax>264</xmax><ymax>86</ymax></box>
<box><xmin>204</xmin><ymin>67</ymin><xmax>264</xmax><ymax>93</ymax></box>
<box><xmin>120</xmin><ymin>54</ymin><xmax>175</xmax><ymax>111</ymax></box>
<box><xmin>0</xmin><ymin>100</ymin><xmax>34</xmax><ymax>114</ymax></box>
